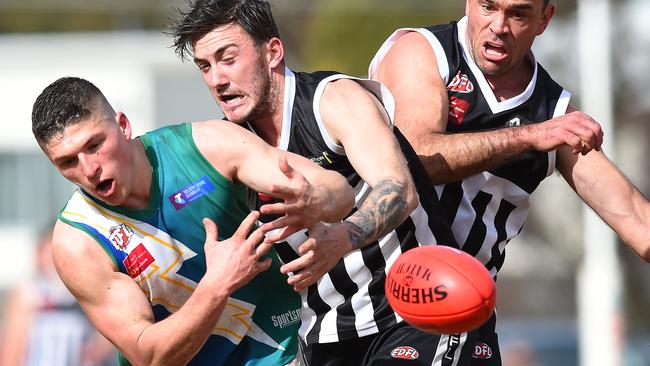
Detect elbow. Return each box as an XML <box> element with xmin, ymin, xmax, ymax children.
<box><xmin>326</xmin><ymin>181</ymin><xmax>355</xmax><ymax>222</ymax></box>
<box><xmin>335</xmin><ymin>183</ymin><xmax>355</xmax><ymax>221</ymax></box>
<box><xmin>625</xmin><ymin>230</ymin><xmax>650</xmax><ymax>263</ymax></box>
<box><xmin>638</xmin><ymin>246</ymin><xmax>650</xmax><ymax>263</ymax></box>
<box><xmin>626</xmin><ymin>238</ymin><xmax>650</xmax><ymax>263</ymax></box>
<box><xmin>403</xmin><ymin>183</ymin><xmax>419</xmax><ymax>215</ymax></box>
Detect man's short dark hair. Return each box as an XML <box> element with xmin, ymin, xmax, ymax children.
<box><xmin>544</xmin><ymin>0</ymin><xmax>551</xmax><ymax>8</ymax></box>
<box><xmin>32</xmin><ymin>77</ymin><xmax>104</xmax><ymax>143</ymax></box>
<box><xmin>170</xmin><ymin>0</ymin><xmax>280</xmax><ymax>61</ymax></box>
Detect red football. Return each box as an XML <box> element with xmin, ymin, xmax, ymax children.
<box><xmin>385</xmin><ymin>245</ymin><xmax>496</xmax><ymax>334</ymax></box>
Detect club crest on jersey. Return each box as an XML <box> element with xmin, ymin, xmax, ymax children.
<box><xmin>448</xmin><ymin>71</ymin><xmax>474</xmax><ymax>94</ymax></box>
<box><xmin>169</xmin><ymin>176</ymin><xmax>215</xmax><ymax>211</ymax></box>
<box><xmin>391</xmin><ymin>346</ymin><xmax>419</xmax><ymax>360</ymax></box>
<box><xmin>449</xmin><ymin>96</ymin><xmax>470</xmax><ymax>125</ymax></box>
<box><xmin>472</xmin><ymin>342</ymin><xmax>493</xmax><ymax>359</ymax></box>
<box><xmin>108</xmin><ymin>223</ymin><xmax>134</xmax><ymax>251</ymax></box>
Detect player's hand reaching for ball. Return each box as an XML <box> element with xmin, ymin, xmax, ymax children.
<box><xmin>202</xmin><ymin>211</ymin><xmax>273</xmax><ymax>293</ymax></box>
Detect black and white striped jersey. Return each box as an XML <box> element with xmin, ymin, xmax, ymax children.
<box><xmin>369</xmin><ymin>17</ymin><xmax>571</xmax><ymax>279</ymax></box>
<box><xmin>248</xmin><ymin>67</ymin><xmax>456</xmax><ymax>344</ymax></box>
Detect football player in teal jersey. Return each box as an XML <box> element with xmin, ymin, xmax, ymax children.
<box><xmin>31</xmin><ymin>77</ymin><xmax>354</xmax><ymax>366</ymax></box>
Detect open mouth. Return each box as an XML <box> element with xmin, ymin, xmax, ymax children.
<box><xmin>219</xmin><ymin>94</ymin><xmax>244</xmax><ymax>106</ymax></box>
<box><xmin>96</xmin><ymin>179</ymin><xmax>114</xmax><ymax>195</ymax></box>
<box><xmin>483</xmin><ymin>42</ymin><xmax>508</xmax><ymax>61</ymax></box>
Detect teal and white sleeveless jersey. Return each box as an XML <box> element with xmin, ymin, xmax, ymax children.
<box><xmin>58</xmin><ymin>123</ymin><xmax>301</xmax><ymax>366</ymax></box>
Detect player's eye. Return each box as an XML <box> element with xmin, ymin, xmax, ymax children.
<box><xmin>481</xmin><ymin>2</ymin><xmax>495</xmax><ymax>12</ymax></box>
<box><xmin>59</xmin><ymin>157</ymin><xmax>78</xmax><ymax>169</ymax></box>
<box><xmin>512</xmin><ymin>11</ymin><xmax>527</xmax><ymax>20</ymax></box>
<box><xmin>197</xmin><ymin>62</ymin><xmax>210</xmax><ymax>72</ymax></box>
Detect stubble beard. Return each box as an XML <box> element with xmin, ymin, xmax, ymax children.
<box><xmin>235</xmin><ymin>56</ymin><xmax>280</xmax><ymax>125</ymax></box>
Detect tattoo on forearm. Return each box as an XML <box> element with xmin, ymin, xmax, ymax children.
<box><xmin>346</xmin><ymin>178</ymin><xmax>409</xmax><ymax>249</ymax></box>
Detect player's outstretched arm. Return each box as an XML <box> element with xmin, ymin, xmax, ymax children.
<box><xmin>52</xmin><ymin>212</ymin><xmax>272</xmax><ymax>366</ymax></box>
<box><xmin>277</xmin><ymin>78</ymin><xmax>419</xmax><ymax>291</ymax></box>
<box><xmin>193</xmin><ymin>120</ymin><xmax>354</xmax><ymax>241</ymax></box>
<box><xmin>372</xmin><ymin>31</ymin><xmax>603</xmax><ymax>184</ymax></box>
<box><xmin>557</xmin><ymin>145</ymin><xmax>650</xmax><ymax>262</ymax></box>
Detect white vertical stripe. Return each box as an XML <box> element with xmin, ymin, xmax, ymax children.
<box><xmin>298</xmin><ymin>297</ymin><xmax>317</xmax><ymax>339</ymax></box>
<box><xmin>344</xmin><ymin>249</ymin><xmax>379</xmax><ymax>338</ymax></box>
<box><xmin>432</xmin><ymin>334</ymin><xmax>449</xmax><ymax>366</ymax></box>
<box><xmin>411</xmin><ymin>202</ymin><xmax>437</xmax><ymax>246</ymax></box>
<box><xmin>475</xmin><ymin>197</ymin><xmax>501</xmax><ymax>265</ymax></box>
<box><xmin>314</xmin><ymin>272</ymin><xmax>344</xmax><ymax>343</ymax></box>
<box><xmin>279</xmin><ymin>67</ymin><xmax>296</xmax><ymax>151</ymax></box>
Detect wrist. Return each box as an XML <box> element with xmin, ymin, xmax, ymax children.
<box><xmin>198</xmin><ymin>271</ymin><xmax>234</xmax><ymax>301</ymax></box>
<box><xmin>343</xmin><ymin>220</ymin><xmax>364</xmax><ymax>251</ymax></box>
<box><xmin>513</xmin><ymin>124</ymin><xmax>536</xmax><ymax>151</ymax></box>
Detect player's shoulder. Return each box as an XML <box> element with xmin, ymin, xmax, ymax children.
<box><xmin>385</xmin><ymin>30</ymin><xmax>434</xmax><ymax>57</ymax></box>
<box><xmin>52</xmin><ymin>219</ymin><xmax>117</xmax><ymax>272</ymax></box>
<box><xmin>191</xmin><ymin>119</ymin><xmax>250</xmax><ymax>142</ymax></box>
<box><xmin>322</xmin><ymin>77</ymin><xmax>368</xmax><ymax>98</ymax></box>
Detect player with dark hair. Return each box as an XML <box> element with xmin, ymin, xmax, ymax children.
<box><xmin>370</xmin><ymin>0</ymin><xmax>650</xmax><ymax>364</ymax></box>
<box><xmin>32</xmin><ymin>76</ymin><xmax>354</xmax><ymax>366</ymax></box>
<box><xmin>170</xmin><ymin>0</ymin><xmax>458</xmax><ymax>365</ymax></box>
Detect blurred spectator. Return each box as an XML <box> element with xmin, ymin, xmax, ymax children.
<box><xmin>501</xmin><ymin>341</ymin><xmax>540</xmax><ymax>366</ymax></box>
<box><xmin>0</xmin><ymin>226</ymin><xmax>117</xmax><ymax>366</ymax></box>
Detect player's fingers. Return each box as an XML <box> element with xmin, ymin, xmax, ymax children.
<box><xmin>259</xmin><ymin>201</ymin><xmax>295</xmax><ymax>216</ymax></box>
<box><xmin>278</xmin><ymin>155</ymin><xmax>296</xmax><ymax>179</ymax></box>
<box><xmin>267</xmin><ymin>184</ymin><xmax>301</xmax><ymax>200</ymax></box>
<box><xmin>287</xmin><ymin>272</ymin><xmax>305</xmax><ymax>286</ymax></box>
<box><xmin>261</xmin><ymin>215</ymin><xmax>304</xmax><ymax>241</ymax></box>
<box><xmin>292</xmin><ymin>275</ymin><xmax>318</xmax><ymax>291</ymax></box>
<box><xmin>255</xmin><ymin>239</ymin><xmax>274</xmax><ymax>258</ymax></box>
<box><xmin>203</xmin><ymin>217</ymin><xmax>218</xmax><ymax>245</ymax></box>
<box><xmin>280</xmin><ymin>256</ymin><xmax>311</xmax><ymax>275</ymax></box>
<box><xmin>266</xmin><ymin>226</ymin><xmax>301</xmax><ymax>243</ymax></box>
<box><xmin>234</xmin><ymin>211</ymin><xmax>260</xmax><ymax>238</ymax></box>
<box><xmin>297</xmin><ymin>239</ymin><xmax>316</xmax><ymax>255</ymax></box>
<box><xmin>247</xmin><ymin>226</ymin><xmax>266</xmax><ymax>249</ymax></box>
<box><xmin>563</xmin><ymin>133</ymin><xmax>582</xmax><ymax>154</ymax></box>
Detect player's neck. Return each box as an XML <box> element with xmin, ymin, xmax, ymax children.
<box><xmin>250</xmin><ymin>116</ymin><xmax>282</xmax><ymax>147</ymax></box>
<box><xmin>486</xmin><ymin>57</ymin><xmax>534</xmax><ymax>101</ymax></box>
<box><xmin>122</xmin><ymin>138</ymin><xmax>152</xmax><ymax>210</ymax></box>
<box><xmin>249</xmin><ymin>71</ymin><xmax>285</xmax><ymax>147</ymax></box>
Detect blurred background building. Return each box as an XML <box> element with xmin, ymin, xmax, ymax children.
<box><xmin>0</xmin><ymin>0</ymin><xmax>648</xmax><ymax>365</ymax></box>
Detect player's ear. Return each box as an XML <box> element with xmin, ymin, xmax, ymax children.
<box><xmin>537</xmin><ymin>2</ymin><xmax>556</xmax><ymax>35</ymax></box>
<box><xmin>115</xmin><ymin>112</ymin><xmax>133</xmax><ymax>139</ymax></box>
<box><xmin>266</xmin><ymin>37</ymin><xmax>284</xmax><ymax>69</ymax></box>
